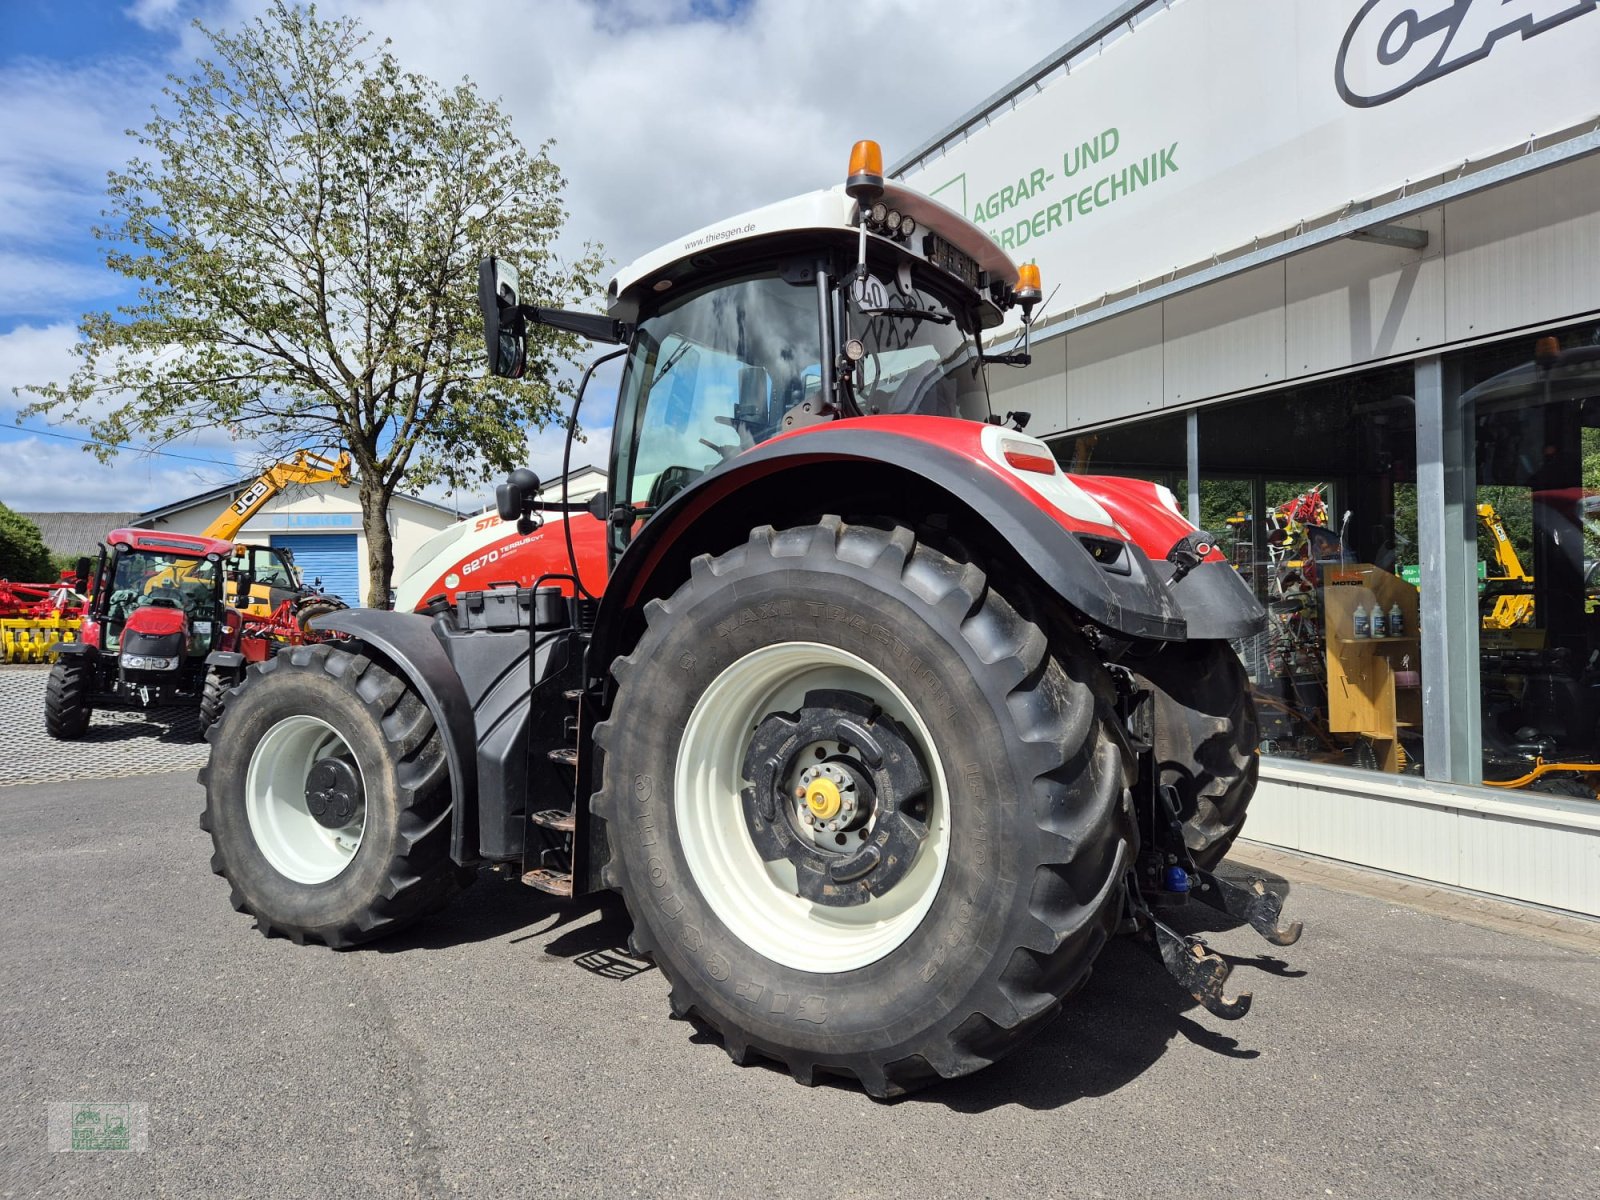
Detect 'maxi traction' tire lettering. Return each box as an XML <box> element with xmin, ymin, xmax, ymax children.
<box><xmin>594</xmin><ymin>518</ymin><xmax>1134</xmax><ymax>1098</ymax></box>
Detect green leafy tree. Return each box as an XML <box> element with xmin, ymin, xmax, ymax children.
<box><xmin>0</xmin><ymin>503</ymin><xmax>53</xmax><ymax>582</ymax></box>
<box><xmin>18</xmin><ymin>2</ymin><xmax>602</xmax><ymax>605</ymax></box>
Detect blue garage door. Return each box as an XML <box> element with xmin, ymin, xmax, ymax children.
<box><xmin>270</xmin><ymin>533</ymin><xmax>361</xmax><ymax>607</ymax></box>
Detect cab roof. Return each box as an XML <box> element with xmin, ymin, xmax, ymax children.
<box><xmin>606</xmin><ymin>182</ymin><xmax>1018</xmax><ymax>323</ymax></box>
<box><xmin>107</xmin><ymin>528</ymin><xmax>236</xmax><ymax>559</ymax></box>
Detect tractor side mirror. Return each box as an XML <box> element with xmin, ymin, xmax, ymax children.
<box><xmin>496</xmin><ymin>467</ymin><xmax>543</xmax><ymax>535</ymax></box>
<box><xmin>478</xmin><ymin>256</ymin><xmax>527</xmax><ymax>379</ymax></box>
<box><xmin>74</xmin><ymin>556</ymin><xmax>91</xmax><ymax>594</ymax></box>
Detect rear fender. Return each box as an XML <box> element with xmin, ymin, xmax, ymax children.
<box><xmin>1073</xmin><ymin>474</ymin><xmax>1265</xmax><ymax>641</ymax></box>
<box><xmin>588</xmin><ymin>417</ymin><xmax>1189</xmax><ymax>678</ymax></box>
<box><xmin>310</xmin><ymin>609</ymin><xmax>481</xmax><ymax>864</ymax></box>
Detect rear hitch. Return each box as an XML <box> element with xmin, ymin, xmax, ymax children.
<box><xmin>1193</xmin><ymin>870</ymin><xmax>1303</xmax><ymax>947</ymax></box>
<box><xmin>1149</xmin><ymin>914</ymin><xmax>1253</xmax><ymax>1020</ymax></box>
<box><xmin>1127</xmin><ymin>875</ymin><xmax>1252</xmax><ymax>1020</ymax></box>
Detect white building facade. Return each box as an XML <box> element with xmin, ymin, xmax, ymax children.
<box><xmin>897</xmin><ymin>0</ymin><xmax>1600</xmax><ymax>915</ymax></box>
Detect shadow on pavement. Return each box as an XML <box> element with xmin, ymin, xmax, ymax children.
<box><xmin>359</xmin><ymin>856</ymin><xmax>1307</xmax><ymax>1110</ymax></box>
<box><xmin>367</xmin><ymin>874</ymin><xmax>650</xmax><ymax>977</ymax></box>
<box><xmin>366</xmin><ymin>870</ymin><xmax>570</xmax><ymax>952</ymax></box>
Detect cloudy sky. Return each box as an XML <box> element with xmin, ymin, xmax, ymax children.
<box><xmin>0</xmin><ymin>0</ymin><xmax>1105</xmax><ymax>514</ymax></box>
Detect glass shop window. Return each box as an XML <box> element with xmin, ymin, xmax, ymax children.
<box><xmin>1061</xmin><ymin>411</ymin><xmax>1187</xmax><ymax>494</ymax></box>
<box><xmin>1198</xmin><ymin>367</ymin><xmax>1422</xmax><ymax>776</ymax></box>
<box><xmin>1457</xmin><ymin>325</ymin><xmax>1600</xmax><ymax>803</ymax></box>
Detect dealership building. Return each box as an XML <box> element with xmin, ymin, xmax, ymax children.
<box><xmin>896</xmin><ymin>0</ymin><xmax>1600</xmax><ymax>915</ymax></box>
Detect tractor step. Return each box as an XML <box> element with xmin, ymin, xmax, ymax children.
<box><xmin>521</xmin><ymin>867</ymin><xmax>573</xmax><ymax>897</ymax></box>
<box><xmin>547</xmin><ymin>747</ymin><xmax>579</xmax><ymax>767</ymax></box>
<box><xmin>531</xmin><ymin>808</ymin><xmax>575</xmax><ymax>833</ymax></box>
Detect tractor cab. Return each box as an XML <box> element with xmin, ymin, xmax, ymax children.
<box><xmin>86</xmin><ymin>529</ymin><xmax>235</xmax><ymax>688</ymax></box>
<box><xmin>481</xmin><ymin>140</ymin><xmax>1042</xmax><ymax>557</ymax></box>
<box><xmin>224</xmin><ymin>543</ymin><xmax>309</xmax><ymax>615</ymax></box>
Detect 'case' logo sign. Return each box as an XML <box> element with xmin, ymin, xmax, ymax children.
<box><xmin>1336</xmin><ymin>0</ymin><xmax>1596</xmax><ymax>108</ymax></box>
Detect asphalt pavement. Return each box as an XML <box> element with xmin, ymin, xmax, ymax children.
<box><xmin>1</xmin><ymin>768</ymin><xmax>1597</xmax><ymax>1199</ymax></box>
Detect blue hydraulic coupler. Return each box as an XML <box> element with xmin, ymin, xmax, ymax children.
<box><xmin>1163</xmin><ymin>865</ymin><xmax>1191</xmax><ymax>893</ymax></box>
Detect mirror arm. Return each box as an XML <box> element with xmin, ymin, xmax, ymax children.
<box><xmin>519</xmin><ymin>305</ymin><xmax>632</xmax><ymax>345</ymax></box>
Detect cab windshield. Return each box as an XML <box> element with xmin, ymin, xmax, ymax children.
<box><xmin>845</xmin><ymin>268</ymin><xmax>990</xmax><ymax>422</ymax></box>
<box><xmin>615</xmin><ymin>272</ymin><xmax>821</xmax><ymax>511</ymax></box>
<box><xmin>105</xmin><ymin>551</ymin><xmax>216</xmax><ymax>626</ymax></box>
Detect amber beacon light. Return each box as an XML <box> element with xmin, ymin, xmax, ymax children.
<box><xmin>846</xmin><ymin>140</ymin><xmax>885</xmax><ymax>202</ymax></box>
<box><xmin>1015</xmin><ymin>262</ymin><xmax>1042</xmax><ymax>305</ymax></box>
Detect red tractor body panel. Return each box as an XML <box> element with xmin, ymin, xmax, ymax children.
<box><xmin>1071</xmin><ymin>474</ymin><xmax>1227</xmax><ymax>565</ymax></box>
<box><xmin>394</xmin><ymin>513</ymin><xmax>609</xmax><ymax>613</ymax></box>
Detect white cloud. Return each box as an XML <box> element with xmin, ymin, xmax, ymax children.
<box><xmin>126</xmin><ymin>0</ymin><xmax>185</xmax><ymax>30</ymax></box>
<box><xmin>0</xmin><ymin>57</ymin><xmax>166</xmax><ymax>244</ymax></box>
<box><xmin>0</xmin><ymin>435</ymin><xmax>243</xmax><ymax>512</ymax></box>
<box><xmin>202</xmin><ymin>0</ymin><xmax>1104</xmax><ymax>280</ymax></box>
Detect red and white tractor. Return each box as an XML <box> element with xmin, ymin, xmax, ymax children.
<box><xmin>199</xmin><ymin>140</ymin><xmax>1297</xmax><ymax>1097</ymax></box>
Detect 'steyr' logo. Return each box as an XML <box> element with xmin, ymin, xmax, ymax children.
<box><xmin>1336</xmin><ymin>0</ymin><xmax>1596</xmax><ymax>108</ymax></box>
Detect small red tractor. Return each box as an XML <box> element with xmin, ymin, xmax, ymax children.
<box><xmin>201</xmin><ymin>140</ymin><xmax>1297</xmax><ymax>1097</ymax></box>
<box><xmin>44</xmin><ymin>528</ymin><xmax>341</xmax><ymax>739</ymax></box>
<box><xmin>46</xmin><ymin>529</ymin><xmax>247</xmax><ymax>738</ymax></box>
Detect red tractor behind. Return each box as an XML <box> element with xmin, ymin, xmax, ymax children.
<box><xmin>48</xmin><ymin>529</ymin><xmax>254</xmax><ymax>738</ymax></box>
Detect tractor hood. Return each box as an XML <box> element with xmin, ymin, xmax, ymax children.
<box><xmin>122</xmin><ymin>606</ymin><xmax>187</xmax><ymax>638</ymax></box>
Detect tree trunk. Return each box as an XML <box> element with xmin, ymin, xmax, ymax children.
<box><xmin>359</xmin><ymin>477</ymin><xmax>395</xmax><ymax>608</ymax></box>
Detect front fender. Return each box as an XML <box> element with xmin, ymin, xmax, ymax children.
<box><xmin>311</xmin><ymin>609</ymin><xmax>480</xmax><ymax>863</ymax></box>
<box><xmin>590</xmin><ymin>417</ymin><xmax>1191</xmax><ymax>675</ymax></box>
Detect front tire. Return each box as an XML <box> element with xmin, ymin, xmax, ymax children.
<box><xmin>44</xmin><ymin>658</ymin><xmax>93</xmax><ymax>739</ymax></box>
<box><xmin>595</xmin><ymin>519</ymin><xmax>1133</xmax><ymax>1097</ymax></box>
<box><xmin>197</xmin><ymin>667</ymin><xmax>232</xmax><ymax>737</ymax></box>
<box><xmin>200</xmin><ymin>643</ymin><xmax>471</xmax><ymax>947</ymax></box>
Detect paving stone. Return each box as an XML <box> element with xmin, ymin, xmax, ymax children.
<box><xmin>0</xmin><ymin>664</ymin><xmax>207</xmax><ymax>788</ymax></box>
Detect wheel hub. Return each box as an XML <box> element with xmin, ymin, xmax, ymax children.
<box><xmin>305</xmin><ymin>756</ymin><xmax>363</xmax><ymax>830</ymax></box>
<box><xmin>803</xmin><ymin>774</ymin><xmax>844</xmax><ymax>821</ymax></box>
<box><xmin>742</xmin><ymin>689</ymin><xmax>931</xmax><ymax>908</ymax></box>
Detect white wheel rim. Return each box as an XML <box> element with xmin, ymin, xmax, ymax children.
<box><xmin>245</xmin><ymin>715</ymin><xmax>366</xmax><ymax>884</ymax></box>
<box><xmin>675</xmin><ymin>642</ymin><xmax>950</xmax><ymax>973</ymax></box>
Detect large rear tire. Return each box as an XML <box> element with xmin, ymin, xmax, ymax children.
<box><xmin>595</xmin><ymin>519</ymin><xmax>1133</xmax><ymax>1098</ymax></box>
<box><xmin>44</xmin><ymin>658</ymin><xmax>93</xmax><ymax>739</ymax></box>
<box><xmin>200</xmin><ymin>643</ymin><xmax>472</xmax><ymax>947</ymax></box>
<box><xmin>1131</xmin><ymin>639</ymin><xmax>1259</xmax><ymax>871</ymax></box>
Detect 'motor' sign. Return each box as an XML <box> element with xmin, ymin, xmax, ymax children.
<box><xmin>900</xmin><ymin>0</ymin><xmax>1600</xmax><ymax>319</ymax></box>
<box><xmin>1337</xmin><ymin>0</ymin><xmax>1597</xmax><ymax>107</ymax></box>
